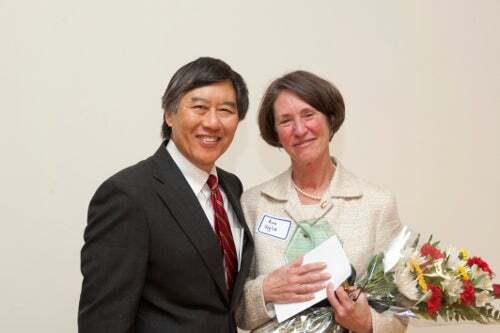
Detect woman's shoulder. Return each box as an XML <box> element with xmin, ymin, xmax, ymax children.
<box><xmin>242</xmin><ymin>169</ymin><xmax>290</xmax><ymax>205</ymax></box>
<box><xmin>356</xmin><ymin>175</ymin><xmax>394</xmax><ymax>199</ymax></box>
<box><xmin>336</xmin><ymin>161</ymin><xmax>396</xmax><ymax>204</ymax></box>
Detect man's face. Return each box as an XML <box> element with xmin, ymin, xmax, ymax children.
<box><xmin>165</xmin><ymin>81</ymin><xmax>239</xmax><ymax>172</ymax></box>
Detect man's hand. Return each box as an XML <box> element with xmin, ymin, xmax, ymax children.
<box><xmin>327</xmin><ymin>283</ymin><xmax>373</xmax><ymax>333</ymax></box>
<box><xmin>262</xmin><ymin>256</ymin><xmax>330</xmax><ymax>304</ymax></box>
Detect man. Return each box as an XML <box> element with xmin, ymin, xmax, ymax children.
<box><xmin>78</xmin><ymin>57</ymin><xmax>254</xmax><ymax>332</ymax></box>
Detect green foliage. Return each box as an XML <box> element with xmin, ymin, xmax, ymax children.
<box><xmin>412</xmin><ymin>234</ymin><xmax>421</xmax><ymax>249</ymax></box>
<box><xmin>357</xmin><ymin>253</ymin><xmax>397</xmax><ymax>306</ymax></box>
<box><xmin>435</xmin><ymin>303</ymin><xmax>500</xmax><ymax>324</ymax></box>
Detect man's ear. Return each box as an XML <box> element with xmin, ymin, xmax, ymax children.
<box><xmin>164</xmin><ymin>111</ymin><xmax>173</xmax><ymax>127</ymax></box>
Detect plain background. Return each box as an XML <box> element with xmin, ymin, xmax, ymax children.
<box><xmin>1</xmin><ymin>1</ymin><xmax>499</xmax><ymax>332</ymax></box>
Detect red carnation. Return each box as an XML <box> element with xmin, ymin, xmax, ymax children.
<box><xmin>426</xmin><ymin>284</ymin><xmax>443</xmax><ymax>316</ymax></box>
<box><xmin>460</xmin><ymin>280</ymin><xmax>476</xmax><ymax>306</ymax></box>
<box><xmin>466</xmin><ymin>256</ymin><xmax>493</xmax><ymax>277</ymax></box>
<box><xmin>494</xmin><ymin>284</ymin><xmax>500</xmax><ymax>299</ymax></box>
<box><xmin>420</xmin><ymin>243</ymin><xmax>444</xmax><ymax>260</ymax></box>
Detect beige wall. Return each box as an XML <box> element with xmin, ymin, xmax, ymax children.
<box><xmin>1</xmin><ymin>1</ymin><xmax>498</xmax><ymax>332</ymax></box>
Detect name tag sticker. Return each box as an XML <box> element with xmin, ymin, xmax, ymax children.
<box><xmin>257</xmin><ymin>214</ymin><xmax>292</xmax><ymax>240</ymax></box>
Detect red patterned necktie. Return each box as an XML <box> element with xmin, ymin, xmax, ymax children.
<box><xmin>207</xmin><ymin>175</ymin><xmax>237</xmax><ymax>294</ymax></box>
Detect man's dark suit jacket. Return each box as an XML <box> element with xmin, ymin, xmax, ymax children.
<box><xmin>78</xmin><ymin>141</ymin><xmax>254</xmax><ymax>332</ymax></box>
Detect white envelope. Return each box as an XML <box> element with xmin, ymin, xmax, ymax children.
<box><xmin>275</xmin><ymin>235</ymin><xmax>352</xmax><ymax>323</ymax></box>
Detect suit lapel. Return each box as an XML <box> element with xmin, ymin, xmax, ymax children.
<box><xmin>150</xmin><ymin>143</ymin><xmax>229</xmax><ymax>303</ymax></box>
<box><xmin>217</xmin><ymin>172</ymin><xmax>247</xmax><ymax>241</ymax></box>
<box><xmin>218</xmin><ymin>172</ymin><xmax>255</xmax><ymax>308</ymax></box>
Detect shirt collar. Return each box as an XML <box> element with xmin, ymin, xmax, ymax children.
<box><xmin>260</xmin><ymin>157</ymin><xmax>363</xmax><ymax>201</ymax></box>
<box><xmin>166</xmin><ymin>140</ymin><xmax>218</xmax><ymax>195</ymax></box>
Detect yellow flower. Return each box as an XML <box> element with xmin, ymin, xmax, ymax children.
<box><xmin>411</xmin><ymin>259</ymin><xmax>428</xmax><ymax>292</ymax></box>
<box><xmin>417</xmin><ymin>275</ymin><xmax>428</xmax><ymax>292</ymax></box>
<box><xmin>458</xmin><ymin>266</ymin><xmax>469</xmax><ymax>281</ymax></box>
<box><xmin>459</xmin><ymin>248</ymin><xmax>469</xmax><ymax>260</ymax></box>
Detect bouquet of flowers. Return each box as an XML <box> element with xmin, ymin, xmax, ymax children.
<box><xmin>255</xmin><ymin>227</ymin><xmax>500</xmax><ymax>332</ymax></box>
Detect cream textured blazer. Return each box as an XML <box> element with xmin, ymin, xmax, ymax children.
<box><xmin>236</xmin><ymin>159</ymin><xmax>407</xmax><ymax>333</ymax></box>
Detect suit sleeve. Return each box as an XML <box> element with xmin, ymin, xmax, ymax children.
<box><xmin>78</xmin><ymin>179</ymin><xmax>149</xmax><ymax>333</ymax></box>
<box><xmin>371</xmin><ymin>192</ymin><xmax>408</xmax><ymax>333</ymax></box>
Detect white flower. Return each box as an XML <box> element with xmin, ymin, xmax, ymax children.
<box><xmin>469</xmin><ymin>265</ymin><xmax>482</xmax><ymax>279</ymax></box>
<box><xmin>475</xmin><ymin>290</ymin><xmax>493</xmax><ymax>307</ymax></box>
<box><xmin>476</xmin><ymin>276</ymin><xmax>493</xmax><ymax>290</ymax></box>
<box><xmin>442</xmin><ymin>277</ymin><xmax>463</xmax><ymax>304</ymax></box>
<box><xmin>471</xmin><ymin>267</ymin><xmax>493</xmax><ymax>291</ymax></box>
<box><xmin>426</xmin><ymin>258</ymin><xmax>447</xmax><ymax>279</ymax></box>
<box><xmin>401</xmin><ymin>247</ymin><xmax>426</xmax><ymax>266</ymax></box>
<box><xmin>394</xmin><ymin>263</ymin><xmax>420</xmax><ymax>301</ymax></box>
<box><xmin>445</xmin><ymin>246</ymin><xmax>466</xmax><ymax>270</ymax></box>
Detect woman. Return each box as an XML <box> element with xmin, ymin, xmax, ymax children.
<box><xmin>236</xmin><ymin>71</ymin><xmax>407</xmax><ymax>333</ymax></box>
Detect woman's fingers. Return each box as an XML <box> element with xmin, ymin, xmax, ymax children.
<box><xmin>263</xmin><ymin>260</ymin><xmax>330</xmax><ymax>303</ymax></box>
<box><xmin>334</xmin><ymin>286</ymin><xmax>353</xmax><ymax>307</ymax></box>
<box><xmin>297</xmin><ymin>270</ymin><xmax>331</xmax><ymax>284</ymax></box>
<box><xmin>293</xmin><ymin>261</ymin><xmax>327</xmax><ymax>275</ymax></box>
<box><xmin>290</xmin><ymin>261</ymin><xmax>330</xmax><ymax>286</ymax></box>
<box><xmin>326</xmin><ymin>283</ymin><xmax>342</xmax><ymax>312</ymax></box>
<box><xmin>287</xmin><ymin>256</ymin><xmax>305</xmax><ymax>268</ymax></box>
<box><xmin>354</xmin><ymin>289</ymin><xmax>368</xmax><ymax>302</ymax></box>
<box><xmin>327</xmin><ymin>283</ymin><xmax>373</xmax><ymax>332</ymax></box>
<box><xmin>327</xmin><ymin>284</ymin><xmax>353</xmax><ymax>315</ymax></box>
<box><xmin>272</xmin><ymin>292</ymin><xmax>316</xmax><ymax>304</ymax></box>
<box><xmin>335</xmin><ymin>286</ymin><xmax>355</xmax><ymax>316</ymax></box>
<box><xmin>295</xmin><ymin>281</ymin><xmax>328</xmax><ymax>295</ymax></box>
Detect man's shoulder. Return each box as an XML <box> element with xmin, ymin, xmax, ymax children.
<box><xmin>217</xmin><ymin>167</ymin><xmax>243</xmax><ymax>192</ymax></box>
<box><xmin>111</xmin><ymin>157</ymin><xmax>152</xmax><ymax>183</ymax></box>
<box><xmin>95</xmin><ymin>153</ymin><xmax>157</xmax><ymax>197</ymax></box>
<box><xmin>217</xmin><ymin>167</ymin><xmax>238</xmax><ymax>180</ymax></box>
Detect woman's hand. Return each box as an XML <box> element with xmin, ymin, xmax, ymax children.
<box><xmin>327</xmin><ymin>283</ymin><xmax>373</xmax><ymax>333</ymax></box>
<box><xmin>262</xmin><ymin>256</ymin><xmax>330</xmax><ymax>304</ymax></box>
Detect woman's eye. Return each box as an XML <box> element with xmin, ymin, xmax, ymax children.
<box><xmin>279</xmin><ymin>119</ymin><xmax>291</xmax><ymax>125</ymax></box>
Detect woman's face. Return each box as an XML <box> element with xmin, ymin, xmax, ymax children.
<box><xmin>273</xmin><ymin>90</ymin><xmax>332</xmax><ymax>165</ymax></box>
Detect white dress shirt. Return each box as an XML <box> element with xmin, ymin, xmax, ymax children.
<box><xmin>166</xmin><ymin>140</ymin><xmax>244</xmax><ymax>268</ymax></box>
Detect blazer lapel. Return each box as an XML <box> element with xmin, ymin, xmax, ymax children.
<box><xmin>150</xmin><ymin>143</ymin><xmax>229</xmax><ymax>303</ymax></box>
<box><xmin>218</xmin><ymin>172</ymin><xmax>255</xmax><ymax>308</ymax></box>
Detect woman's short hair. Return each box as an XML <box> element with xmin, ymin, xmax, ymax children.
<box><xmin>258</xmin><ymin>70</ymin><xmax>345</xmax><ymax>147</ymax></box>
<box><xmin>161</xmin><ymin>57</ymin><xmax>249</xmax><ymax>139</ymax></box>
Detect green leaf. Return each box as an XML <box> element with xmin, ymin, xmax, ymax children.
<box><xmin>412</xmin><ymin>234</ymin><xmax>421</xmax><ymax>248</ymax></box>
